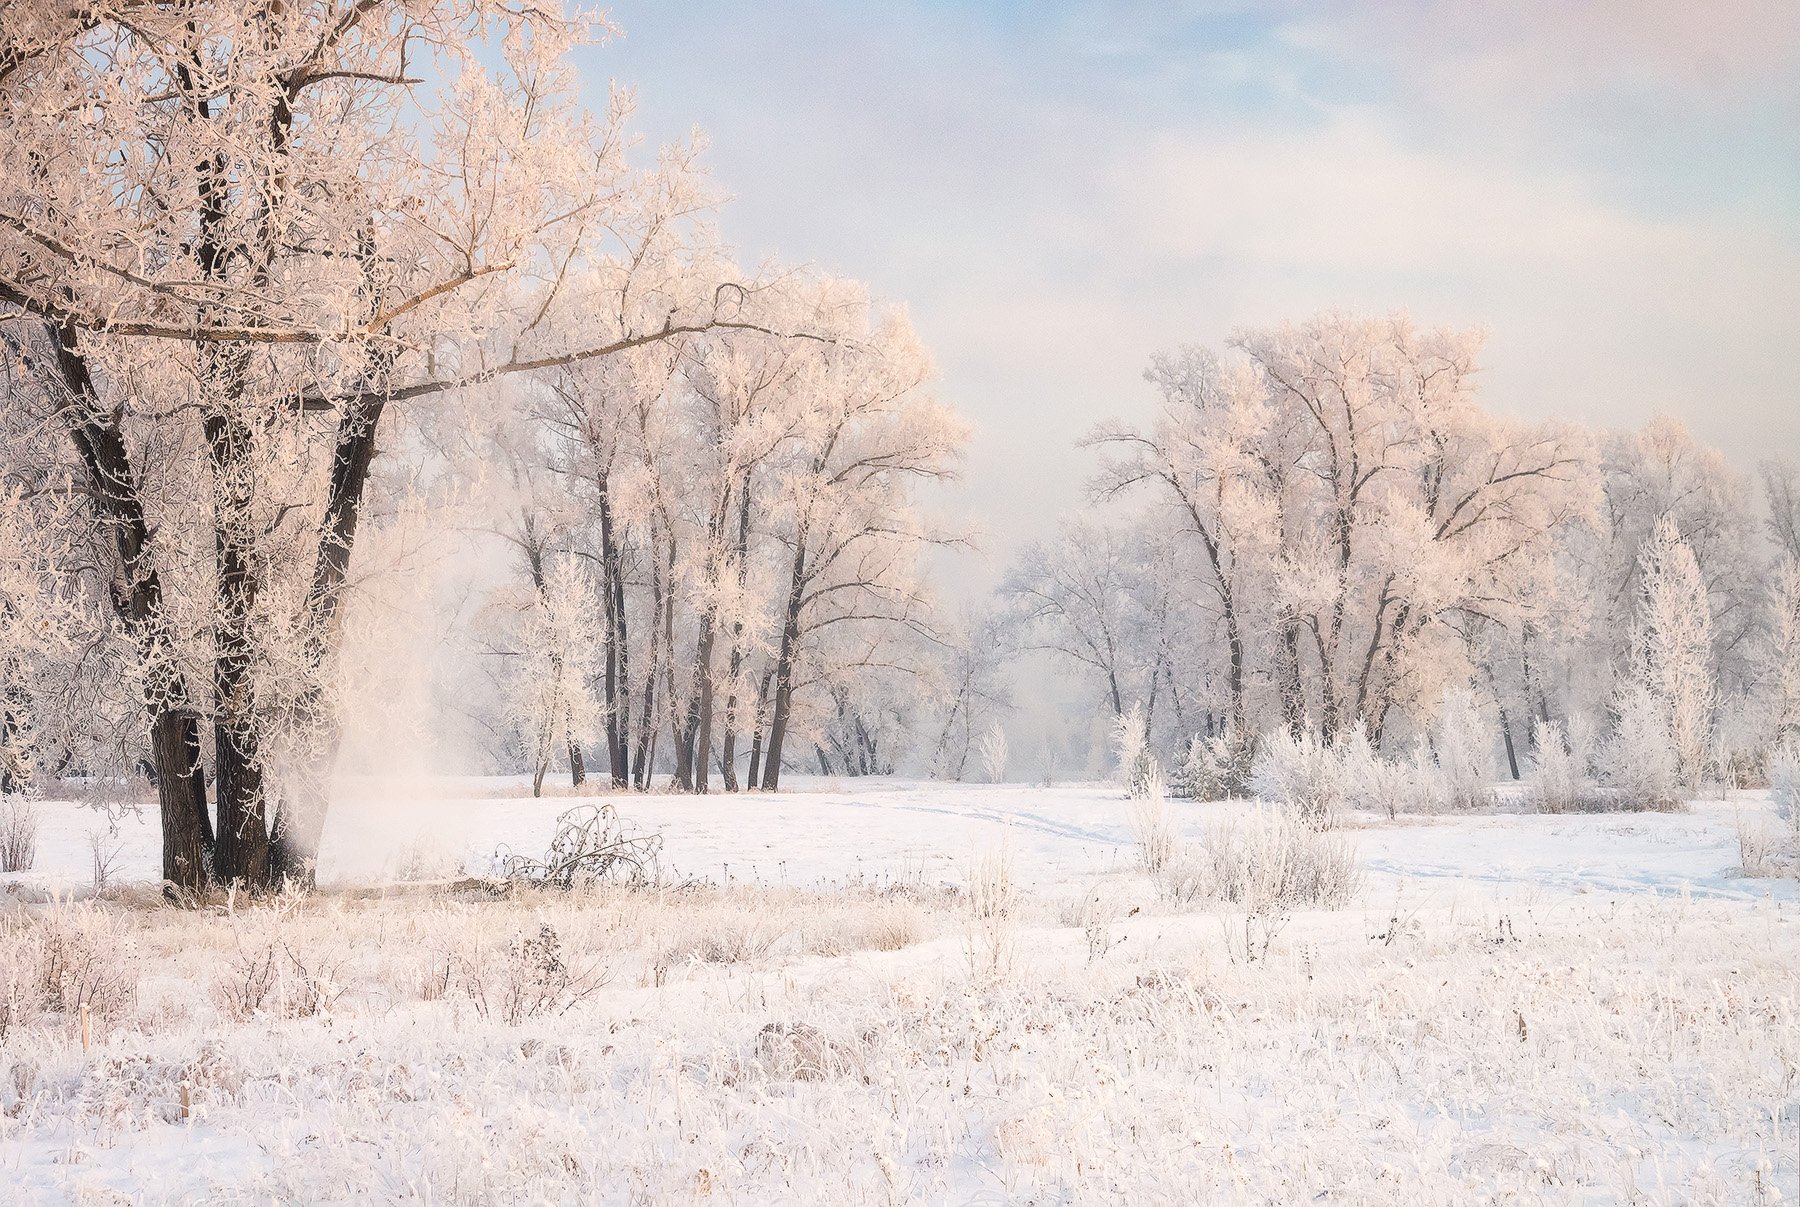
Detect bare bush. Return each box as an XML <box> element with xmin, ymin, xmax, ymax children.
<box><xmin>88</xmin><ymin>826</ymin><xmax>125</xmax><ymax>892</ymax></box>
<box><xmin>456</xmin><ymin>923</ymin><xmax>609</xmax><ymax>1025</ymax></box>
<box><xmin>0</xmin><ymin>919</ymin><xmax>42</xmax><ymax>1040</ymax></box>
<box><xmin>36</xmin><ymin>903</ymin><xmax>138</xmax><ymax>1018</ymax></box>
<box><xmin>0</xmin><ymin>796</ymin><xmax>39</xmax><ymax>872</ymax></box>
<box><xmin>1735</xmin><ymin>814</ymin><xmax>1787</xmax><ymax>879</ymax></box>
<box><xmin>212</xmin><ymin>934</ymin><xmax>346</xmax><ymax>1021</ymax></box>
<box><xmin>495</xmin><ymin>804</ymin><xmax>661</xmax><ymax>888</ymax></box>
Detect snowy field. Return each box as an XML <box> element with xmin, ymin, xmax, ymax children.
<box><xmin>4</xmin><ymin>780</ymin><xmax>1799</xmax><ymax>1203</ymax></box>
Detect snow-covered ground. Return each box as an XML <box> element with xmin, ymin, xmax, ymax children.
<box><xmin>3</xmin><ymin>780</ymin><xmax>1798</xmax><ymax>1203</ymax></box>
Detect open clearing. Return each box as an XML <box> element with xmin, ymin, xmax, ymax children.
<box><xmin>3</xmin><ymin>782</ymin><xmax>1798</xmax><ymax>1204</ymax></box>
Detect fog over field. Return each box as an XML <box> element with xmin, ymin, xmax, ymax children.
<box><xmin>0</xmin><ymin>1</ymin><xmax>1797</xmax><ymax>1203</ymax></box>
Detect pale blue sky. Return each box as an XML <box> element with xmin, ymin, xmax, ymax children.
<box><xmin>577</xmin><ymin>1</ymin><xmax>1800</xmax><ymax>582</ymax></box>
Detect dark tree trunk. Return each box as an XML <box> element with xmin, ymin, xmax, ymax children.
<box><xmin>1279</xmin><ymin>621</ymin><xmax>1306</xmax><ymax>736</ymax></box>
<box><xmin>42</xmin><ymin>324</ymin><xmax>213</xmax><ymax>892</ymax></box>
<box><xmin>205</xmin><ymin>401</ymin><xmax>272</xmax><ymax>890</ymax></box>
<box><xmin>595</xmin><ymin>474</ymin><xmax>630</xmax><ymax>788</ymax></box>
<box><xmin>760</xmin><ymin>547</ymin><xmax>808</xmax><ymax>791</ymax></box>
<box><xmin>569</xmin><ymin>740</ymin><xmax>586</xmax><ymax>787</ymax></box>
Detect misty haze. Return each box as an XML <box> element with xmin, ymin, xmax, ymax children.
<box><xmin>1</xmin><ymin>1</ymin><xmax>1797</xmax><ymax>1202</ymax></box>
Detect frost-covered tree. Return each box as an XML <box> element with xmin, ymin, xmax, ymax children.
<box><xmin>1628</xmin><ymin>517</ymin><xmax>1716</xmax><ymax>792</ymax></box>
<box><xmin>1763</xmin><ymin>559</ymin><xmax>1800</xmax><ymax>748</ymax></box>
<box><xmin>1602</xmin><ymin>685</ymin><xmax>1679</xmax><ymax>810</ymax></box>
<box><xmin>503</xmin><ymin>561</ymin><xmax>602</xmax><ymax>798</ymax></box>
<box><xmin>922</xmin><ymin>606</ymin><xmax>1015</xmax><ymax>781</ymax></box>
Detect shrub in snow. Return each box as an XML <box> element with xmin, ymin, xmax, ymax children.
<box><xmin>1160</xmin><ymin>805</ymin><xmax>1359</xmax><ymax>913</ymax></box>
<box><xmin>456</xmin><ymin>923</ymin><xmax>610</xmax><ymax>1025</ymax></box>
<box><xmin>213</xmin><ymin>930</ymin><xmax>346</xmax><ymax>1022</ymax></box>
<box><xmin>1130</xmin><ymin>764</ymin><xmax>1180</xmax><ymax>874</ymax></box>
<box><xmin>1602</xmin><ymin>685</ymin><xmax>1681</xmax><ymax>810</ymax></box>
<box><xmin>1250</xmin><ymin>729</ymin><xmax>1343</xmax><ymax>826</ymax></box>
<box><xmin>0</xmin><ymin>795</ymin><xmax>37</xmax><ymax>873</ymax></box>
<box><xmin>0</xmin><ymin>918</ymin><xmax>41</xmax><ymax>1041</ymax></box>
<box><xmin>1172</xmin><ymin>730</ymin><xmax>1253</xmax><ymax>801</ymax></box>
<box><xmin>1431</xmin><ymin>689</ymin><xmax>1495</xmax><ymax>811</ymax></box>
<box><xmin>1112</xmin><ymin>703</ymin><xmax>1158</xmax><ymax>798</ymax></box>
<box><xmin>964</xmin><ymin>839</ymin><xmax>1018</xmax><ymax>981</ymax></box>
<box><xmin>36</xmin><ymin>903</ymin><xmax>137</xmax><ymax>1019</ymax></box>
<box><xmin>1735</xmin><ymin>812</ymin><xmax>1788</xmax><ymax>879</ymax></box>
<box><xmin>1335</xmin><ymin>723</ymin><xmax>1407</xmax><ymax>818</ymax></box>
<box><xmin>1769</xmin><ymin>743</ymin><xmax>1800</xmax><ymax>821</ymax></box>
<box><xmin>1523</xmin><ymin>719</ymin><xmax>1612</xmax><ymax>813</ymax></box>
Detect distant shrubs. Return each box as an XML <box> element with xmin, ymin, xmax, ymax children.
<box><xmin>1113</xmin><ymin>704</ymin><xmax>1157</xmax><ymax>798</ymax></box>
<box><xmin>1432</xmin><ymin>690</ymin><xmax>1496</xmax><ymax>812</ymax></box>
<box><xmin>1172</xmin><ymin>730</ymin><xmax>1253</xmax><ymax>801</ymax></box>
<box><xmin>1250</xmin><ymin>730</ymin><xmax>1344</xmax><ymax>826</ymax></box>
<box><xmin>0</xmin><ymin>795</ymin><xmax>38</xmax><ymax>872</ymax></box>
<box><xmin>1523</xmin><ymin>720</ymin><xmax>1611</xmax><ymax>813</ymax></box>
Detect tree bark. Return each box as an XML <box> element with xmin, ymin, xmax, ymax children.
<box><xmin>43</xmin><ymin>324</ymin><xmax>213</xmax><ymax>892</ymax></box>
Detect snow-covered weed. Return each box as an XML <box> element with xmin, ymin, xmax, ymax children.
<box><xmin>0</xmin><ymin>881</ymin><xmax>1795</xmax><ymax>1201</ymax></box>
<box><xmin>0</xmin><ymin>794</ymin><xmax>39</xmax><ymax>872</ymax></box>
<box><xmin>34</xmin><ymin>901</ymin><xmax>138</xmax><ymax>1019</ymax></box>
<box><xmin>1129</xmin><ymin>764</ymin><xmax>1180</xmax><ymax>873</ymax></box>
<box><xmin>964</xmin><ymin>838</ymin><xmax>1018</xmax><ymax>981</ymax></box>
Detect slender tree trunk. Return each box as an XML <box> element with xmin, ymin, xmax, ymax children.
<box><xmin>596</xmin><ymin>474</ymin><xmax>630</xmax><ymax>787</ymax></box>
<box><xmin>718</xmin><ymin>481</ymin><xmax>754</xmax><ymax>791</ymax></box>
<box><xmin>745</xmin><ymin>667</ymin><xmax>774</xmax><ymax>790</ymax></box>
<box><xmin>684</xmin><ymin>619</ymin><xmax>719</xmax><ymax>793</ymax></box>
<box><xmin>569</xmin><ymin>740</ymin><xmax>586</xmax><ymax>787</ymax></box>
<box><xmin>761</xmin><ymin>548</ymin><xmax>808</xmax><ymax>791</ymax></box>
<box><xmin>631</xmin><ymin>555</ymin><xmax>663</xmax><ymax>790</ymax></box>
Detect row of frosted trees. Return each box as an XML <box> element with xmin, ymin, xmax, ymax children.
<box><xmin>477</xmin><ymin>288</ymin><xmax>964</xmax><ymax>798</ymax></box>
<box><xmin>1009</xmin><ymin>313</ymin><xmax>1800</xmax><ymax>798</ymax></box>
